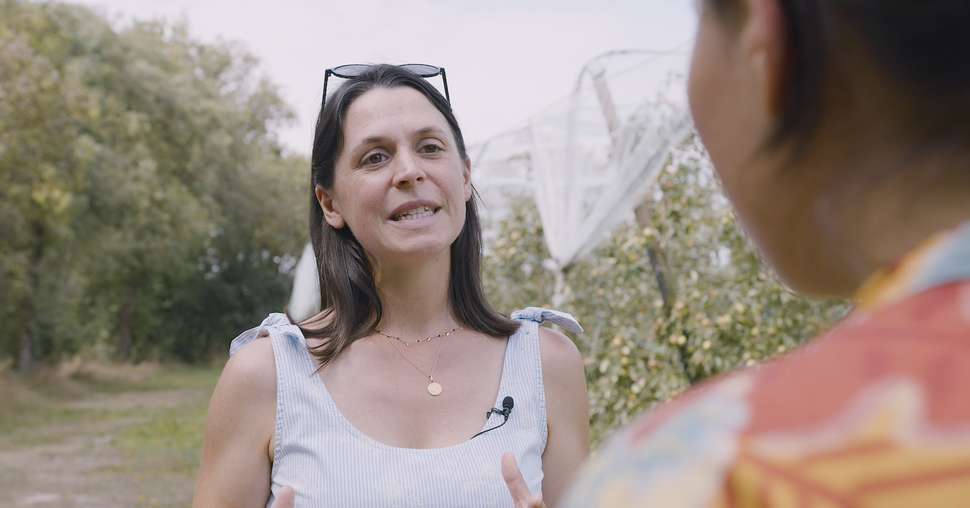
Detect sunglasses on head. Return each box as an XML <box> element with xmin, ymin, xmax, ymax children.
<box><xmin>321</xmin><ymin>63</ymin><xmax>450</xmax><ymax>111</ymax></box>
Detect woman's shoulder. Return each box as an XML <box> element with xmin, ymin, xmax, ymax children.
<box><xmin>195</xmin><ymin>331</ymin><xmax>277</xmax><ymax>501</ymax></box>
<box><xmin>229</xmin><ymin>312</ymin><xmax>296</xmax><ymax>356</ymax></box>
<box><xmin>537</xmin><ymin>326</ymin><xmax>582</xmax><ymax>368</ymax></box>
<box><xmin>511</xmin><ymin>307</ymin><xmax>584</xmax><ymax>332</ymax></box>
<box><xmin>221</xmin><ymin>333</ymin><xmax>276</xmax><ymax>397</ymax></box>
<box><xmin>508</xmin><ymin>306</ymin><xmax>584</xmax><ymax>368</ymax></box>
<box><xmin>211</xmin><ymin>335</ymin><xmax>277</xmax><ymax>448</ymax></box>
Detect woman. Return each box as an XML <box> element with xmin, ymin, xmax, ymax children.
<box><xmin>551</xmin><ymin>0</ymin><xmax>970</xmax><ymax>506</ymax></box>
<box><xmin>192</xmin><ymin>64</ymin><xmax>589</xmax><ymax>507</ymax></box>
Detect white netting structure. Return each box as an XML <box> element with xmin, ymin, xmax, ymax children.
<box><xmin>472</xmin><ymin>47</ymin><xmax>692</xmax><ymax>273</ymax></box>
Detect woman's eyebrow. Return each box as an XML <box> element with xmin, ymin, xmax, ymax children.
<box><xmin>348</xmin><ymin>136</ymin><xmax>388</xmax><ymax>157</ymax></box>
<box><xmin>413</xmin><ymin>126</ymin><xmax>448</xmax><ymax>138</ymax></box>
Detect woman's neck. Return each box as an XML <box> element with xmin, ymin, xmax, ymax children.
<box><xmin>842</xmin><ymin>178</ymin><xmax>970</xmax><ymax>285</ymax></box>
<box><xmin>816</xmin><ymin>148</ymin><xmax>970</xmax><ymax>296</ymax></box>
<box><xmin>772</xmin><ymin>108</ymin><xmax>970</xmax><ymax>298</ymax></box>
<box><xmin>371</xmin><ymin>253</ymin><xmax>458</xmax><ymax>338</ymax></box>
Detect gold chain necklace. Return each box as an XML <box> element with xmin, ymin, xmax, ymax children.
<box><xmin>376</xmin><ymin>325</ymin><xmax>462</xmax><ymax>346</ymax></box>
<box><xmin>379</xmin><ymin>325</ymin><xmax>461</xmax><ymax>396</ymax></box>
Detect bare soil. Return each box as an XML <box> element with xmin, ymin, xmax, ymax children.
<box><xmin>0</xmin><ymin>364</ymin><xmax>221</xmax><ymax>508</ymax></box>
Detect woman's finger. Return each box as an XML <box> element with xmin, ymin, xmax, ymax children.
<box><xmin>501</xmin><ymin>452</ymin><xmax>546</xmax><ymax>508</ymax></box>
<box><xmin>270</xmin><ymin>485</ymin><xmax>295</xmax><ymax>508</ymax></box>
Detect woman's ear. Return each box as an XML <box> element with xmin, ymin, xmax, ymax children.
<box><xmin>315</xmin><ymin>185</ymin><xmax>346</xmax><ymax>229</ymax></box>
<box><xmin>740</xmin><ymin>0</ymin><xmax>789</xmax><ymax>115</ymax></box>
<box><xmin>462</xmin><ymin>157</ymin><xmax>473</xmax><ymax>202</ymax></box>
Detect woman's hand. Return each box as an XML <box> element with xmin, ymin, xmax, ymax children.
<box><xmin>502</xmin><ymin>452</ymin><xmax>547</xmax><ymax>508</ymax></box>
<box><xmin>270</xmin><ymin>486</ymin><xmax>295</xmax><ymax>508</ymax></box>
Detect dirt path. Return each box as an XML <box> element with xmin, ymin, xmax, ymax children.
<box><xmin>0</xmin><ymin>367</ymin><xmax>220</xmax><ymax>508</ymax></box>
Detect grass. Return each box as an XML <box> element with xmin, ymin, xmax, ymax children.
<box><xmin>0</xmin><ymin>361</ymin><xmax>220</xmax><ymax>432</ymax></box>
<box><xmin>0</xmin><ymin>360</ymin><xmax>224</xmax><ymax>507</ymax></box>
<box><xmin>112</xmin><ymin>398</ymin><xmax>211</xmax><ymax>475</ymax></box>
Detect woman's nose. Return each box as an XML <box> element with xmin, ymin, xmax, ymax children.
<box><xmin>392</xmin><ymin>152</ymin><xmax>426</xmax><ymax>186</ymax></box>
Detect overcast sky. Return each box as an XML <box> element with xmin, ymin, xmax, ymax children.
<box><xmin>69</xmin><ymin>0</ymin><xmax>697</xmax><ymax>156</ymax></box>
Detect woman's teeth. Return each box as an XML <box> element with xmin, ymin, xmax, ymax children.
<box><xmin>393</xmin><ymin>206</ymin><xmax>437</xmax><ymax>221</ymax></box>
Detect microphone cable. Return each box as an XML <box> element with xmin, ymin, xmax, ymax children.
<box><xmin>470</xmin><ymin>396</ymin><xmax>514</xmax><ymax>439</ymax></box>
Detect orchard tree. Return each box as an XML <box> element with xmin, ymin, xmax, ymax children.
<box><xmin>0</xmin><ymin>0</ymin><xmax>306</xmax><ymax>369</ymax></box>
<box><xmin>481</xmin><ymin>134</ymin><xmax>849</xmax><ymax>445</ymax></box>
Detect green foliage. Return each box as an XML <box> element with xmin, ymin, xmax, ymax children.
<box><xmin>482</xmin><ymin>135</ymin><xmax>850</xmax><ymax>446</ymax></box>
<box><xmin>0</xmin><ymin>0</ymin><xmax>306</xmax><ymax>366</ymax></box>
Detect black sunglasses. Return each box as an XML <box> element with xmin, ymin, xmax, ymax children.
<box><xmin>321</xmin><ymin>64</ymin><xmax>450</xmax><ymax>110</ymax></box>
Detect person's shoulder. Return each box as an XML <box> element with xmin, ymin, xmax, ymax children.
<box><xmin>208</xmin><ymin>335</ymin><xmax>277</xmax><ymax>444</ymax></box>
<box><xmin>196</xmin><ymin>334</ymin><xmax>277</xmax><ymax>504</ymax></box>
<box><xmin>221</xmin><ymin>335</ymin><xmax>276</xmax><ymax>395</ymax></box>
<box><xmin>851</xmin><ymin>280</ymin><xmax>970</xmax><ymax>340</ymax></box>
<box><xmin>537</xmin><ymin>326</ymin><xmax>582</xmax><ymax>369</ymax></box>
<box><xmin>559</xmin><ymin>372</ymin><xmax>752</xmax><ymax>507</ymax></box>
<box><xmin>537</xmin><ymin>326</ymin><xmax>587</xmax><ymax>412</ymax></box>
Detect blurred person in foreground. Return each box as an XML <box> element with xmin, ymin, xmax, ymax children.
<box><xmin>192</xmin><ymin>64</ymin><xmax>589</xmax><ymax>508</ymax></box>
<box><xmin>508</xmin><ymin>0</ymin><xmax>970</xmax><ymax>506</ymax></box>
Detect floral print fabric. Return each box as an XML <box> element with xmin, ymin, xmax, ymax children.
<box><xmin>561</xmin><ymin>221</ymin><xmax>970</xmax><ymax>507</ymax></box>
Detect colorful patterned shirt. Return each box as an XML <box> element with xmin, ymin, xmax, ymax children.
<box><xmin>561</xmin><ymin>221</ymin><xmax>970</xmax><ymax>507</ymax></box>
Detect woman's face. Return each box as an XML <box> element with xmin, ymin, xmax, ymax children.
<box><xmin>316</xmin><ymin>86</ymin><xmax>472</xmax><ymax>268</ymax></box>
<box><xmin>688</xmin><ymin>1</ymin><xmax>848</xmax><ymax>295</ymax></box>
<box><xmin>689</xmin><ymin>2</ymin><xmax>783</xmax><ymax>270</ymax></box>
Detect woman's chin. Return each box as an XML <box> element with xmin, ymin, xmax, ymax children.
<box><xmin>763</xmin><ymin>252</ymin><xmax>860</xmax><ymax>300</ymax></box>
<box><xmin>376</xmin><ymin>239</ymin><xmax>455</xmax><ymax>264</ymax></box>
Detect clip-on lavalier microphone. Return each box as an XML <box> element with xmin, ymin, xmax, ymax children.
<box><xmin>470</xmin><ymin>396</ymin><xmax>514</xmax><ymax>439</ymax></box>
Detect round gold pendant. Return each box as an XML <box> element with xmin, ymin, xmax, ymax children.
<box><xmin>428</xmin><ymin>381</ymin><xmax>442</xmax><ymax>396</ymax></box>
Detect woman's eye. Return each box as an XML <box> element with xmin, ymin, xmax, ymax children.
<box><xmin>365</xmin><ymin>153</ymin><xmax>386</xmax><ymax>165</ymax></box>
<box><xmin>421</xmin><ymin>144</ymin><xmax>442</xmax><ymax>154</ymax></box>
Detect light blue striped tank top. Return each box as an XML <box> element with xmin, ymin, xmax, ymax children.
<box><xmin>229</xmin><ymin>307</ymin><xmax>582</xmax><ymax>508</ymax></box>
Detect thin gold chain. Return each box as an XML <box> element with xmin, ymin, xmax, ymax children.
<box><xmin>385</xmin><ymin>335</ymin><xmax>443</xmax><ymax>382</ymax></box>
<box><xmin>376</xmin><ymin>324</ymin><xmax>463</xmax><ymax>346</ymax></box>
